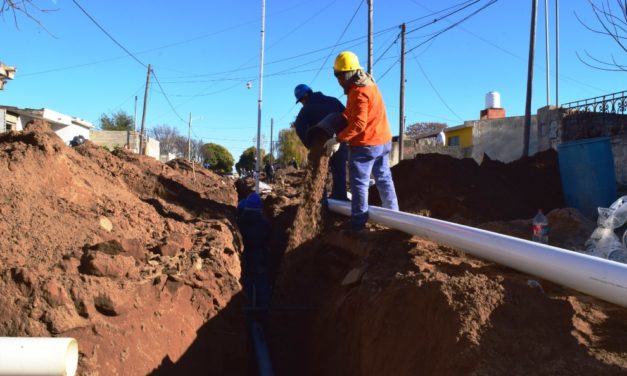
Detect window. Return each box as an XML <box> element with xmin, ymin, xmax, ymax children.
<box><xmin>448</xmin><ymin>136</ymin><xmax>460</xmax><ymax>146</ymax></box>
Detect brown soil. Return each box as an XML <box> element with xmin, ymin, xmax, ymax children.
<box><xmin>0</xmin><ymin>120</ymin><xmax>248</xmax><ymax>375</ymax></box>
<box><xmin>3</xmin><ymin>121</ymin><xmax>627</xmax><ymax>376</ymax></box>
<box><xmin>266</xmin><ymin>147</ymin><xmax>627</xmax><ymax>376</ymax></box>
<box><xmin>373</xmin><ymin>150</ymin><xmax>565</xmax><ymax>224</ymax></box>
<box><xmin>284</xmin><ymin>133</ymin><xmax>330</xmax><ymax>254</ymax></box>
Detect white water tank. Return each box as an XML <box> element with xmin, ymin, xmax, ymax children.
<box><xmin>485</xmin><ymin>91</ymin><xmax>501</xmax><ymax>109</ymax></box>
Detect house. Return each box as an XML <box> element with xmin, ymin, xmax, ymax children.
<box><xmin>444</xmin><ymin>91</ymin><xmax>508</xmax><ymax>149</ymax></box>
<box><xmin>90</xmin><ymin>130</ymin><xmax>161</xmax><ymax>160</ymax></box>
<box><xmin>443</xmin><ymin>123</ymin><xmax>473</xmax><ymax>148</ymax></box>
<box><xmin>0</xmin><ymin>106</ymin><xmax>94</xmax><ymax>144</ymax></box>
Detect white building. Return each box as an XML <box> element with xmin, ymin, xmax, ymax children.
<box><xmin>0</xmin><ymin>106</ymin><xmax>94</xmax><ymax>144</ymax></box>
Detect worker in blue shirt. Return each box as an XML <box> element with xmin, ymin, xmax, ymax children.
<box><xmin>236</xmin><ymin>192</ymin><xmax>272</xmax><ymax>311</ymax></box>
<box><xmin>292</xmin><ymin>84</ymin><xmax>349</xmax><ymax>201</ymax></box>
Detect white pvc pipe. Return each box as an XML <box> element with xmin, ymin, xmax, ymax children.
<box><xmin>328</xmin><ymin>199</ymin><xmax>627</xmax><ymax>308</ymax></box>
<box><xmin>0</xmin><ymin>337</ymin><xmax>78</xmax><ymax>376</ymax></box>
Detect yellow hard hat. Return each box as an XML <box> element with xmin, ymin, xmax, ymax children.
<box><xmin>334</xmin><ymin>51</ymin><xmax>362</xmax><ymax>72</ymax></box>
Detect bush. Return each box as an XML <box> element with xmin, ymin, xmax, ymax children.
<box><xmin>202</xmin><ymin>143</ymin><xmax>234</xmax><ymax>174</ymax></box>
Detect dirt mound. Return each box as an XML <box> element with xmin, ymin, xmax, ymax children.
<box><xmin>266</xmin><ymin>150</ymin><xmax>627</xmax><ymax>375</ymax></box>
<box><xmin>284</xmin><ymin>134</ymin><xmax>330</xmax><ymax>254</ymax></box>
<box><xmin>0</xmin><ymin>121</ymin><xmax>247</xmax><ymax>375</ymax></box>
<box><xmin>378</xmin><ymin>150</ymin><xmax>565</xmax><ymax>223</ymax></box>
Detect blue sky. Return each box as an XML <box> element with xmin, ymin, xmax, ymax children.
<box><xmin>2</xmin><ymin>0</ymin><xmax>625</xmax><ymax>158</ymax></box>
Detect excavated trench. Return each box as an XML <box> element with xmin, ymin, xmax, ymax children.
<box><xmin>2</xmin><ymin>121</ymin><xmax>627</xmax><ymax>375</ymax></box>
<box><xmin>240</xmin><ymin>146</ymin><xmax>627</xmax><ymax>376</ymax></box>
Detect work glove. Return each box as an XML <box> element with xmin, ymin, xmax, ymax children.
<box><xmin>324</xmin><ymin>137</ymin><xmax>340</xmax><ymax>157</ymax></box>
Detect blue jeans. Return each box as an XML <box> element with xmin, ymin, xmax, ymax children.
<box><xmin>329</xmin><ymin>143</ymin><xmax>349</xmax><ymax>200</ymax></box>
<box><xmin>349</xmin><ymin>143</ymin><xmax>398</xmax><ymax>229</ymax></box>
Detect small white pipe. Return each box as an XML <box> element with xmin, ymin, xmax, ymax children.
<box><xmin>328</xmin><ymin>199</ymin><xmax>627</xmax><ymax>308</ymax></box>
<box><xmin>0</xmin><ymin>337</ymin><xmax>78</xmax><ymax>376</ymax></box>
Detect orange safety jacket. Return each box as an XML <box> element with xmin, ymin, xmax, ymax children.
<box><xmin>336</xmin><ymin>83</ymin><xmax>392</xmax><ymax>146</ymax></box>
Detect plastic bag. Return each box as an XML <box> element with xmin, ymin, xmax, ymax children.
<box><xmin>583</xmin><ymin>196</ymin><xmax>627</xmax><ymax>264</ymax></box>
<box><xmin>597</xmin><ymin>196</ymin><xmax>627</xmax><ymax>229</ymax></box>
<box><xmin>584</xmin><ymin>228</ymin><xmax>625</xmax><ymax>259</ymax></box>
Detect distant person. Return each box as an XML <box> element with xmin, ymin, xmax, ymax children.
<box><xmin>292</xmin><ymin>83</ymin><xmax>349</xmax><ymax>201</ymax></box>
<box><xmin>324</xmin><ymin>51</ymin><xmax>399</xmax><ymax>230</ymax></box>
<box><xmin>236</xmin><ymin>193</ymin><xmax>272</xmax><ymax>311</ymax></box>
<box><xmin>264</xmin><ymin>160</ymin><xmax>274</xmax><ymax>183</ymax></box>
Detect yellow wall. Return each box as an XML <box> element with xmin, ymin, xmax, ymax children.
<box><xmin>444</xmin><ymin>127</ymin><xmax>473</xmax><ymax>148</ymax></box>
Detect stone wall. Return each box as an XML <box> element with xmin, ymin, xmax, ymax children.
<box><xmin>562</xmin><ymin>111</ymin><xmax>627</xmax><ymax>141</ymax></box>
<box><xmin>90</xmin><ymin>130</ymin><xmax>161</xmax><ymax>160</ymax></box>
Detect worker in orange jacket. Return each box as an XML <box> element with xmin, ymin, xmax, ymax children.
<box><xmin>324</xmin><ymin>51</ymin><xmax>399</xmax><ymax>230</ymax></box>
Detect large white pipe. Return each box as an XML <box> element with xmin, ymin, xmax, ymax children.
<box><xmin>328</xmin><ymin>199</ymin><xmax>627</xmax><ymax>308</ymax></box>
<box><xmin>0</xmin><ymin>337</ymin><xmax>78</xmax><ymax>376</ymax></box>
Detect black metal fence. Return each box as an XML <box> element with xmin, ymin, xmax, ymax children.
<box><xmin>562</xmin><ymin>91</ymin><xmax>627</xmax><ymax>115</ymax></box>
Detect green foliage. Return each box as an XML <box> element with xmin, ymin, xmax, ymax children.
<box><xmin>202</xmin><ymin>143</ymin><xmax>234</xmax><ymax>174</ymax></box>
<box><xmin>263</xmin><ymin>153</ymin><xmax>272</xmax><ymax>165</ymax></box>
<box><xmin>277</xmin><ymin>128</ymin><xmax>307</xmax><ymax>166</ymax></box>
<box><xmin>99</xmin><ymin>111</ymin><xmax>134</xmax><ymax>131</ymax></box>
<box><xmin>237</xmin><ymin>146</ymin><xmax>265</xmax><ymax>172</ymax></box>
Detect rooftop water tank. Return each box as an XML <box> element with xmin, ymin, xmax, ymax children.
<box><xmin>485</xmin><ymin>91</ymin><xmax>501</xmax><ymax>109</ymax></box>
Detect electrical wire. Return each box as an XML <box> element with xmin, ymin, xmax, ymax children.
<box><xmin>309</xmin><ymin>0</ymin><xmax>365</xmax><ymax>84</ymax></box>
<box><xmin>405</xmin><ymin>0</ymin><xmax>499</xmax><ymax>55</ymax></box>
<box><xmin>150</xmin><ymin>70</ymin><xmax>187</xmax><ymax>123</ymax></box>
<box><xmin>373</xmin><ymin>32</ymin><xmax>401</xmax><ymax>67</ymax></box>
<box><xmin>412</xmin><ymin>52</ymin><xmax>464</xmax><ymax>122</ymax></box>
<box><xmin>71</xmin><ymin>0</ymin><xmax>147</xmax><ymax>68</ymax></box>
<box><xmin>406</xmin><ymin>0</ymin><xmax>481</xmax><ymax>35</ymax></box>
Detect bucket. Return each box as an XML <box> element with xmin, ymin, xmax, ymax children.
<box><xmin>557</xmin><ymin>137</ymin><xmax>616</xmax><ymax>218</ymax></box>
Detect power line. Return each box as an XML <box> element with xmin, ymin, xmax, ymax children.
<box><xmin>412</xmin><ymin>52</ymin><xmax>464</xmax><ymax>122</ymax></box>
<box><xmin>406</xmin><ymin>0</ymin><xmax>481</xmax><ymax>35</ymax></box>
<box><xmin>373</xmin><ymin>32</ymin><xmax>401</xmax><ymax>67</ymax></box>
<box><xmin>405</xmin><ymin>0</ymin><xmax>499</xmax><ymax>55</ymax></box>
<box><xmin>310</xmin><ymin>0</ymin><xmax>365</xmax><ymax>84</ymax></box>
<box><xmin>150</xmin><ymin>70</ymin><xmax>186</xmax><ymax>123</ymax></box>
<box><xmin>71</xmin><ymin>0</ymin><xmax>147</xmax><ymax>68</ymax></box>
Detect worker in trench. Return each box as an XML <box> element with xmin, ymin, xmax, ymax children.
<box><xmin>324</xmin><ymin>50</ymin><xmax>399</xmax><ymax>231</ymax></box>
<box><xmin>292</xmin><ymin>83</ymin><xmax>349</xmax><ymax>201</ymax></box>
<box><xmin>236</xmin><ymin>192</ymin><xmax>273</xmax><ymax>317</ymax></box>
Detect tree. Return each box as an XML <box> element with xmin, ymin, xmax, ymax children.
<box><xmin>277</xmin><ymin>128</ymin><xmax>307</xmax><ymax>166</ymax></box>
<box><xmin>237</xmin><ymin>146</ymin><xmax>265</xmax><ymax>172</ymax></box>
<box><xmin>151</xmin><ymin>125</ymin><xmax>182</xmax><ymax>155</ymax></box>
<box><xmin>99</xmin><ymin>111</ymin><xmax>134</xmax><ymax>131</ymax></box>
<box><xmin>576</xmin><ymin>0</ymin><xmax>626</xmax><ymax>72</ymax></box>
<box><xmin>190</xmin><ymin>138</ymin><xmax>205</xmax><ymax>163</ymax></box>
<box><xmin>405</xmin><ymin>122</ymin><xmax>447</xmax><ymax>139</ymax></box>
<box><xmin>202</xmin><ymin>143</ymin><xmax>234</xmax><ymax>174</ymax></box>
<box><xmin>1</xmin><ymin>1</ymin><xmax>56</xmax><ymax>34</ymax></box>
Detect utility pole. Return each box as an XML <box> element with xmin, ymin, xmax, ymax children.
<box><xmin>256</xmin><ymin>0</ymin><xmax>266</xmax><ymax>194</ymax></box>
<box><xmin>544</xmin><ymin>0</ymin><xmax>550</xmax><ymax>106</ymax></box>
<box><xmin>133</xmin><ymin>95</ymin><xmax>138</xmax><ymax>132</ymax></box>
<box><xmin>523</xmin><ymin>0</ymin><xmax>538</xmax><ymax>158</ymax></box>
<box><xmin>399</xmin><ymin>23</ymin><xmax>406</xmax><ymax>163</ymax></box>
<box><xmin>188</xmin><ymin>112</ymin><xmax>192</xmax><ymax>161</ymax></box>
<box><xmin>555</xmin><ymin>0</ymin><xmax>559</xmax><ymax>106</ymax></box>
<box><xmin>139</xmin><ymin>64</ymin><xmax>151</xmax><ymax>155</ymax></box>
<box><xmin>270</xmin><ymin>118</ymin><xmax>274</xmax><ymax>163</ymax></box>
<box><xmin>367</xmin><ymin>0</ymin><xmax>373</xmax><ymax>74</ymax></box>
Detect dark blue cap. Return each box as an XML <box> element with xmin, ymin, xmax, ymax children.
<box><xmin>294</xmin><ymin>84</ymin><xmax>312</xmax><ymax>103</ymax></box>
